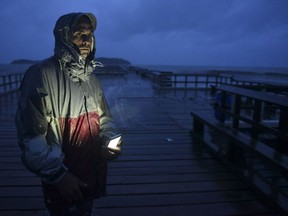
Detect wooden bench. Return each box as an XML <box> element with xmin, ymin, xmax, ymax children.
<box><xmin>190</xmin><ymin>84</ymin><xmax>288</xmax><ymax>214</ymax></box>
<box><xmin>216</xmin><ymin>85</ymin><xmax>288</xmax><ymax>152</ymax></box>
<box><xmin>191</xmin><ymin>110</ymin><xmax>288</xmax><ymax>214</ymax></box>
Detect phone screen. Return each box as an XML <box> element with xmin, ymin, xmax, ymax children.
<box><xmin>107</xmin><ymin>135</ymin><xmax>121</xmax><ymax>149</ymax></box>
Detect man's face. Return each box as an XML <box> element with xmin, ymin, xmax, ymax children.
<box><xmin>72</xmin><ymin>17</ymin><xmax>93</xmax><ymax>59</ymax></box>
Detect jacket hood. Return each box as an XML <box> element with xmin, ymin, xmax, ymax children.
<box><xmin>53</xmin><ymin>12</ymin><xmax>97</xmax><ymax>64</ymax></box>
<box><xmin>53</xmin><ymin>12</ymin><xmax>98</xmax><ymax>82</ymax></box>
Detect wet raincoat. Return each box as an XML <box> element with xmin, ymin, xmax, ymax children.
<box><xmin>15</xmin><ymin>13</ymin><xmax>118</xmax><ymax>198</ymax></box>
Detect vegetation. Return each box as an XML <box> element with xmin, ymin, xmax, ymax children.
<box><xmin>10</xmin><ymin>59</ymin><xmax>39</xmax><ymax>64</ymax></box>
<box><xmin>96</xmin><ymin>57</ymin><xmax>131</xmax><ymax>65</ymax></box>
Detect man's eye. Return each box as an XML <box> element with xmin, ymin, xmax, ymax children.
<box><xmin>86</xmin><ymin>33</ymin><xmax>93</xmax><ymax>39</ymax></box>
<box><xmin>74</xmin><ymin>32</ymin><xmax>82</xmax><ymax>38</ymax></box>
<box><xmin>73</xmin><ymin>32</ymin><xmax>93</xmax><ymax>40</ymax></box>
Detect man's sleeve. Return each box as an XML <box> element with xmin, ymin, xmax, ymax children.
<box><xmin>15</xmin><ymin>65</ymin><xmax>67</xmax><ymax>184</ymax></box>
<box><xmin>95</xmin><ymin>79</ymin><xmax>119</xmax><ymax>145</ymax></box>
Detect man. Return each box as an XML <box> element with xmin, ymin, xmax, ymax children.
<box><xmin>15</xmin><ymin>12</ymin><xmax>121</xmax><ymax>216</ymax></box>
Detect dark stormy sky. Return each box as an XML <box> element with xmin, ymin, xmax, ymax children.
<box><xmin>1</xmin><ymin>0</ymin><xmax>288</xmax><ymax>68</ymax></box>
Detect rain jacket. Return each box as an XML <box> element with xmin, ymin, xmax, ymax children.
<box><xmin>15</xmin><ymin>13</ymin><xmax>118</xmax><ymax>198</ymax></box>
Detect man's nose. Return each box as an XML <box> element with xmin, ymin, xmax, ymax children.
<box><xmin>82</xmin><ymin>35</ymin><xmax>92</xmax><ymax>43</ymax></box>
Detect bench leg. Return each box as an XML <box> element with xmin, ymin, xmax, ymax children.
<box><xmin>193</xmin><ymin>117</ymin><xmax>204</xmax><ymax>138</ymax></box>
<box><xmin>226</xmin><ymin>142</ymin><xmax>247</xmax><ymax>170</ymax></box>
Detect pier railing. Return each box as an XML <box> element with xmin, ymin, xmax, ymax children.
<box><xmin>0</xmin><ymin>73</ymin><xmax>24</xmax><ymax>96</ymax></box>
<box><xmin>145</xmin><ymin>71</ymin><xmax>288</xmax><ymax>97</ymax></box>
<box><xmin>217</xmin><ymin>85</ymin><xmax>288</xmax><ymax>151</ymax></box>
<box><xmin>191</xmin><ymin>84</ymin><xmax>288</xmax><ymax>213</ymax></box>
<box><xmin>230</xmin><ymin>78</ymin><xmax>288</xmax><ymax>95</ymax></box>
<box><xmin>146</xmin><ymin>71</ymin><xmax>233</xmax><ymax>89</ymax></box>
<box><xmin>0</xmin><ymin>68</ymin><xmax>128</xmax><ymax>97</ymax></box>
<box><xmin>2</xmin><ymin>70</ymin><xmax>287</xmax><ymax>96</ymax></box>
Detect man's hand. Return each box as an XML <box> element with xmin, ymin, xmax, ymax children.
<box><xmin>101</xmin><ymin>139</ymin><xmax>122</xmax><ymax>160</ymax></box>
<box><xmin>56</xmin><ymin>172</ymin><xmax>87</xmax><ymax>203</ymax></box>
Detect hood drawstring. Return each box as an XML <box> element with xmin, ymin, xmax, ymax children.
<box><xmin>59</xmin><ymin>57</ymin><xmax>103</xmax><ymax>83</ymax></box>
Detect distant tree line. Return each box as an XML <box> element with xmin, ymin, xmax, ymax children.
<box><xmin>96</xmin><ymin>57</ymin><xmax>131</xmax><ymax>65</ymax></box>
<box><xmin>11</xmin><ymin>59</ymin><xmax>39</xmax><ymax>64</ymax></box>
<box><xmin>11</xmin><ymin>57</ymin><xmax>131</xmax><ymax>65</ymax></box>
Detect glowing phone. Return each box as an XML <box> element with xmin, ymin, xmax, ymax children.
<box><xmin>107</xmin><ymin>134</ymin><xmax>122</xmax><ymax>149</ymax></box>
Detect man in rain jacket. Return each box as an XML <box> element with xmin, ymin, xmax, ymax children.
<box><xmin>15</xmin><ymin>12</ymin><xmax>121</xmax><ymax>215</ymax></box>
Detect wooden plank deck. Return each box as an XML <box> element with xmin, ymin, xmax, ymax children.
<box><xmin>0</xmin><ymin>74</ymin><xmax>284</xmax><ymax>216</ymax></box>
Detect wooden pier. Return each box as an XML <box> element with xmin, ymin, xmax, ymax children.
<box><xmin>0</xmin><ymin>71</ymin><xmax>286</xmax><ymax>216</ymax></box>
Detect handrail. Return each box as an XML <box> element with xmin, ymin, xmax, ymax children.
<box><xmin>0</xmin><ymin>68</ymin><xmax>128</xmax><ymax>97</ymax></box>
<box><xmin>0</xmin><ymin>73</ymin><xmax>24</xmax><ymax>96</ymax></box>
<box><xmin>216</xmin><ymin>85</ymin><xmax>288</xmax><ymax>153</ymax></box>
<box><xmin>145</xmin><ymin>71</ymin><xmax>286</xmax><ymax>90</ymax></box>
<box><xmin>218</xmin><ymin>85</ymin><xmax>288</xmax><ymax>107</ymax></box>
<box><xmin>145</xmin><ymin>71</ymin><xmax>234</xmax><ymax>89</ymax></box>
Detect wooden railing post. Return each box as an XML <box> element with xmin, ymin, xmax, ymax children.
<box><xmin>277</xmin><ymin>107</ymin><xmax>288</xmax><ymax>153</ymax></box>
<box><xmin>8</xmin><ymin>75</ymin><xmax>12</xmax><ymax>91</ymax></box>
<box><xmin>195</xmin><ymin>75</ymin><xmax>198</xmax><ymax>88</ymax></box>
<box><xmin>219</xmin><ymin>90</ymin><xmax>227</xmax><ymax>123</ymax></box>
<box><xmin>192</xmin><ymin>116</ymin><xmax>204</xmax><ymax>138</ymax></box>
<box><xmin>232</xmin><ymin>94</ymin><xmax>241</xmax><ymax>129</ymax></box>
<box><xmin>215</xmin><ymin>75</ymin><xmax>219</xmax><ymax>86</ymax></box>
<box><xmin>3</xmin><ymin>76</ymin><xmax>7</xmax><ymax>93</ymax></box>
<box><xmin>252</xmin><ymin>99</ymin><xmax>262</xmax><ymax>139</ymax></box>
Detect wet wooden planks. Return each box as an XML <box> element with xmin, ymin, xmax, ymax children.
<box><xmin>94</xmin><ymin>128</ymin><xmax>281</xmax><ymax>216</ymax></box>
<box><xmin>0</xmin><ymin>92</ymin><xmax>284</xmax><ymax>216</ymax></box>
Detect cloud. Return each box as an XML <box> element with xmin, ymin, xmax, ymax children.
<box><xmin>98</xmin><ymin>0</ymin><xmax>235</xmax><ymax>40</ymax></box>
<box><xmin>0</xmin><ymin>0</ymin><xmax>287</xmax><ymax>67</ymax></box>
<box><xmin>98</xmin><ymin>0</ymin><xmax>287</xmax><ymax>40</ymax></box>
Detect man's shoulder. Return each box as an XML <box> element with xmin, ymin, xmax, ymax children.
<box><xmin>25</xmin><ymin>57</ymin><xmax>57</xmax><ymax>76</ymax></box>
<box><xmin>37</xmin><ymin>57</ymin><xmax>57</xmax><ymax>71</ymax></box>
<box><xmin>90</xmin><ymin>73</ymin><xmax>102</xmax><ymax>87</ymax></box>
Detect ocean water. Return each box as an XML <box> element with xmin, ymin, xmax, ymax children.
<box><xmin>137</xmin><ymin>64</ymin><xmax>288</xmax><ymax>84</ymax></box>
<box><xmin>138</xmin><ymin>64</ymin><xmax>288</xmax><ymax>73</ymax></box>
<box><xmin>1</xmin><ymin>63</ymin><xmax>288</xmax><ymax>84</ymax></box>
